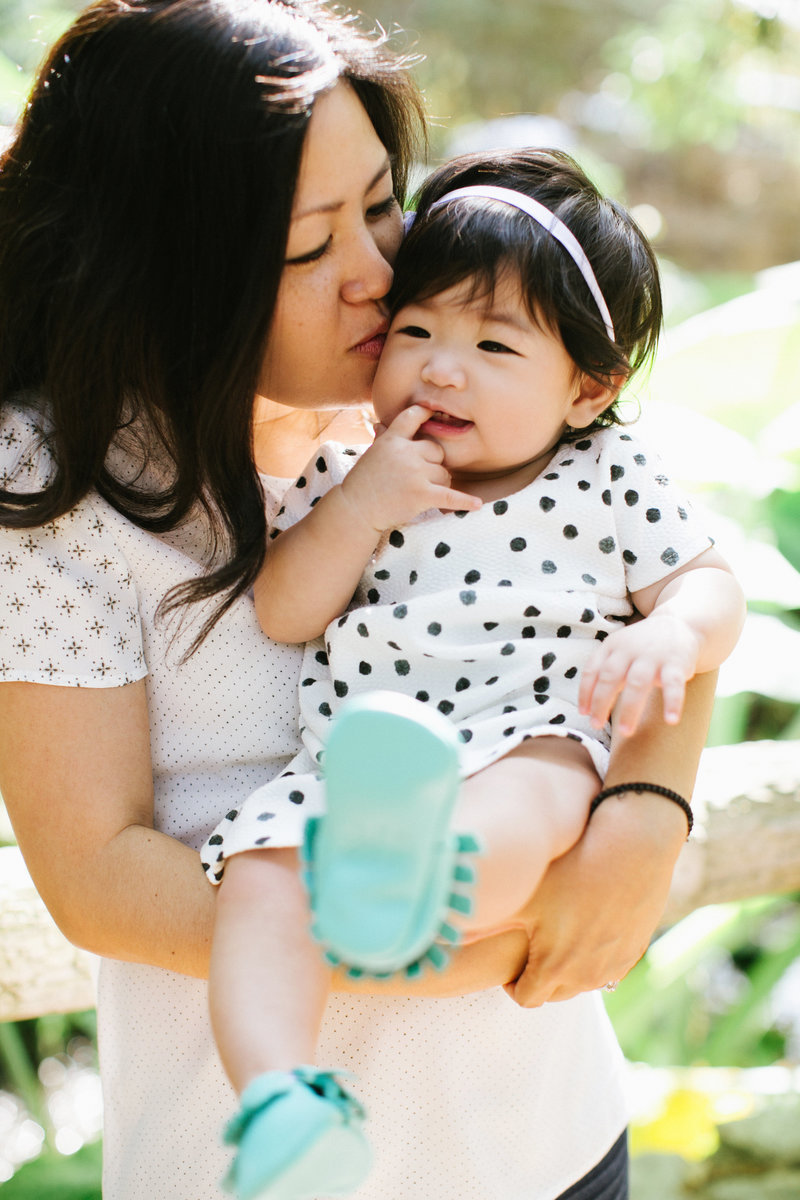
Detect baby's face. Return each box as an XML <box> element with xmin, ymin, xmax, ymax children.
<box><xmin>373</xmin><ymin>272</ymin><xmax>598</xmax><ymax>490</ymax></box>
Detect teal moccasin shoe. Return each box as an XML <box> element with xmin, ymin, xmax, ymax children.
<box><xmin>223</xmin><ymin>1067</ymin><xmax>370</xmax><ymax>1200</ymax></box>
<box><xmin>303</xmin><ymin>691</ymin><xmax>480</xmax><ymax>976</ymax></box>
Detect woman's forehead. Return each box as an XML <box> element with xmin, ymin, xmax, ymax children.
<box><xmin>291</xmin><ymin>82</ymin><xmax>390</xmax><ymax>217</ymax></box>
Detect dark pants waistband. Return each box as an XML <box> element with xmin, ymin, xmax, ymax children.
<box><xmin>554</xmin><ymin>1129</ymin><xmax>628</xmax><ymax>1200</ymax></box>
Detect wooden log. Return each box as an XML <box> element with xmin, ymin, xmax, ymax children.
<box><xmin>1</xmin><ymin>740</ymin><xmax>799</xmax><ymax>1022</ymax></box>
<box><xmin>663</xmin><ymin>740</ymin><xmax>800</xmax><ymax>923</ymax></box>
<box><xmin>0</xmin><ymin>846</ymin><xmax>97</xmax><ymax>1021</ymax></box>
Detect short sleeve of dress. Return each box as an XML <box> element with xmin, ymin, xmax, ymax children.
<box><xmin>0</xmin><ymin>406</ymin><xmax>146</xmax><ymax>687</ymax></box>
<box><xmin>267</xmin><ymin>442</ymin><xmax>364</xmax><ymax>539</ymax></box>
<box><xmin>259</xmin><ymin>475</ymin><xmax>292</xmax><ymax>529</ymax></box>
<box><xmin>600</xmin><ymin>429</ymin><xmax>712</xmax><ymax>594</ymax></box>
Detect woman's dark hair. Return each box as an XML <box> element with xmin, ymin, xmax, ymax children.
<box><xmin>391</xmin><ymin>148</ymin><xmax>662</xmax><ymax>436</ymax></box>
<box><xmin>0</xmin><ymin>0</ymin><xmax>425</xmax><ymax>647</ymax></box>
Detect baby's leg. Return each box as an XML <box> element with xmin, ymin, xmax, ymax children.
<box><xmin>455</xmin><ymin>736</ymin><xmax>600</xmax><ymax>935</ymax></box>
<box><xmin>209</xmin><ymin>848</ymin><xmax>329</xmax><ymax>1095</ymax></box>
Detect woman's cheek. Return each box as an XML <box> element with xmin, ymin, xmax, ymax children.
<box><xmin>376</xmin><ymin>211</ymin><xmax>404</xmax><ymax>270</ymax></box>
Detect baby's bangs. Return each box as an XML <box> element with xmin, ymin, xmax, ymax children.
<box><xmin>391</xmin><ymin>199</ymin><xmax>556</xmax><ymax>323</ymax></box>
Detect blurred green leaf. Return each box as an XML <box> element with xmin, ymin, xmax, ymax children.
<box><xmin>0</xmin><ymin>1022</ymin><xmax>47</xmax><ymax>1129</ymax></box>
<box><xmin>605</xmin><ymin>898</ymin><xmax>800</xmax><ymax>1067</ymax></box>
<box><xmin>767</xmin><ymin>490</ymin><xmax>800</xmax><ymax>575</ymax></box>
<box><xmin>1</xmin><ymin>1143</ymin><xmax>101</xmax><ymax>1199</ymax></box>
<box><xmin>644</xmin><ymin>286</ymin><xmax>800</xmax><ymax>446</ymax></box>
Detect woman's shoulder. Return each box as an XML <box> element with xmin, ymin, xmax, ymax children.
<box><xmin>0</xmin><ymin>405</ymin><xmax>147</xmax><ymax>688</ymax></box>
<box><xmin>0</xmin><ymin>398</ymin><xmax>115</xmax><ymax>545</ymax></box>
<box><xmin>0</xmin><ymin>398</ymin><xmax>56</xmax><ymax>492</ymax></box>
<box><xmin>0</xmin><ymin>399</ymin><xmax>139</xmax><ymax>607</ymax></box>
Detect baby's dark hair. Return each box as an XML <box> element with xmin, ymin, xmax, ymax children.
<box><xmin>391</xmin><ymin>148</ymin><xmax>663</xmax><ymax>434</ymax></box>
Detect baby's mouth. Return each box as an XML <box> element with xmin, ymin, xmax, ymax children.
<box><xmin>427</xmin><ymin>410</ymin><xmax>471</xmax><ymax>428</ymax></box>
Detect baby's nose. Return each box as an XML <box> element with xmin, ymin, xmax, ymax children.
<box><xmin>419</xmin><ymin>354</ymin><xmax>467</xmax><ymax>390</ymax></box>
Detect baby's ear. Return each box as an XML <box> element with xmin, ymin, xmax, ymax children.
<box><xmin>568</xmin><ymin>371</ymin><xmax>625</xmax><ymax>427</ymax></box>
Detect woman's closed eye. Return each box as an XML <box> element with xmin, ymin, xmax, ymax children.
<box><xmin>285</xmin><ymin>237</ymin><xmax>331</xmax><ymax>266</ymax></box>
<box><xmin>285</xmin><ymin>196</ymin><xmax>397</xmax><ymax>267</ymax></box>
<box><xmin>366</xmin><ymin>194</ymin><xmax>399</xmax><ymax>221</ymax></box>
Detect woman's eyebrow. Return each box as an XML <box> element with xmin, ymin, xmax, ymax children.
<box><xmin>293</xmin><ymin>158</ymin><xmax>392</xmax><ymax>221</ymax></box>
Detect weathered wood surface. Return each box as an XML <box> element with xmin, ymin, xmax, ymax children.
<box><xmin>664</xmin><ymin>739</ymin><xmax>800</xmax><ymax>923</ymax></box>
<box><xmin>0</xmin><ymin>846</ymin><xmax>97</xmax><ymax>1021</ymax></box>
<box><xmin>1</xmin><ymin>739</ymin><xmax>799</xmax><ymax>1021</ymax></box>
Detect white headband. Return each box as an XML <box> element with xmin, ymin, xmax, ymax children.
<box><xmin>410</xmin><ymin>184</ymin><xmax>615</xmax><ymax>342</ymax></box>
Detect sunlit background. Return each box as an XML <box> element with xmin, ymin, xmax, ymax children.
<box><xmin>1</xmin><ymin>0</ymin><xmax>799</xmax><ymax>1195</ymax></box>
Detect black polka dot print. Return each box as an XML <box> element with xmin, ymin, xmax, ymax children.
<box><xmin>201</xmin><ymin>428</ymin><xmax>711</xmax><ymax>875</ymax></box>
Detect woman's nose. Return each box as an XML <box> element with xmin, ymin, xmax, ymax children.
<box><xmin>340</xmin><ymin>230</ymin><xmax>395</xmax><ymax>305</ymax></box>
<box><xmin>420</xmin><ymin>353</ymin><xmax>467</xmax><ymax>390</ymax></box>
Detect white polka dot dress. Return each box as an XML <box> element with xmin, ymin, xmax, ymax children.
<box><xmin>0</xmin><ymin>404</ymin><xmax>635</xmax><ymax>1199</ymax></box>
<box><xmin>205</xmin><ymin>425</ymin><xmax>711</xmax><ymax>870</ymax></box>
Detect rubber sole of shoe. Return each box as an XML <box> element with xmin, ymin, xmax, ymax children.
<box><xmin>307</xmin><ymin>692</ymin><xmax>471</xmax><ymax>973</ymax></box>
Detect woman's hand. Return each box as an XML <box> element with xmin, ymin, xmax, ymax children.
<box><xmin>504</xmin><ymin>791</ymin><xmax>686</xmax><ymax>1006</ymax></box>
<box><xmin>505</xmin><ymin>669</ymin><xmax>717</xmax><ymax>1007</ymax></box>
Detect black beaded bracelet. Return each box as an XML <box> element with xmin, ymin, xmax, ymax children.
<box><xmin>589</xmin><ymin>782</ymin><xmax>693</xmax><ymax>837</ymax></box>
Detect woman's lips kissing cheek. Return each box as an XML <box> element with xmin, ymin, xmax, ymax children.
<box><xmin>351</xmin><ymin>324</ymin><xmax>388</xmax><ymax>359</ymax></box>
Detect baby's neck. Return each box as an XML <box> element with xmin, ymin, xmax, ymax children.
<box><xmin>452</xmin><ymin>442</ymin><xmax>562</xmax><ymax>504</ymax></box>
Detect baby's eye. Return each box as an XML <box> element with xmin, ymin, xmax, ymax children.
<box><xmin>478</xmin><ymin>339</ymin><xmax>516</xmax><ymax>354</ymax></box>
<box><xmin>397</xmin><ymin>325</ymin><xmax>431</xmax><ymax>339</ymax></box>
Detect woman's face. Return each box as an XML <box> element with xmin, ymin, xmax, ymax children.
<box><xmin>258</xmin><ymin>81</ymin><xmax>404</xmax><ymax>410</ymax></box>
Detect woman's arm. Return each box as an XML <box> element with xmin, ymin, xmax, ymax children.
<box><xmin>0</xmin><ymin>680</ymin><xmax>216</xmax><ymax>979</ymax></box>
<box><xmin>1</xmin><ymin>672</ymin><xmax>716</xmax><ymax>1004</ymax></box>
<box><xmin>505</xmin><ymin>668</ymin><xmax>718</xmax><ymax>1008</ymax></box>
<box><xmin>0</xmin><ymin>678</ymin><xmax>523</xmax><ymax>995</ymax></box>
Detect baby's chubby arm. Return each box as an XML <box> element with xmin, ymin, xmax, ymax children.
<box><xmin>255</xmin><ymin>405</ymin><xmax>481</xmax><ymax>644</ymax></box>
<box><xmin>578</xmin><ymin>546</ymin><xmax>745</xmax><ymax>736</ymax></box>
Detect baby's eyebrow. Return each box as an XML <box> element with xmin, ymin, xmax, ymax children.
<box><xmin>478</xmin><ymin>308</ymin><xmax>530</xmax><ymax>334</ymax></box>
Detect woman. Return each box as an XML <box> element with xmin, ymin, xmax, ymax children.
<box><xmin>0</xmin><ymin>1</ymin><xmax>715</xmax><ymax>1197</ymax></box>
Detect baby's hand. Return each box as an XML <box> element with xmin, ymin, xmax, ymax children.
<box><xmin>578</xmin><ymin>614</ymin><xmax>702</xmax><ymax>737</ymax></box>
<box><xmin>340</xmin><ymin>405</ymin><xmax>481</xmax><ymax>532</ymax></box>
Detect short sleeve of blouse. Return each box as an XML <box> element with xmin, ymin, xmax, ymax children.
<box><xmin>601</xmin><ymin>429</ymin><xmax>712</xmax><ymax>593</ymax></box>
<box><xmin>0</xmin><ymin>406</ymin><xmax>146</xmax><ymax>687</ymax></box>
<box><xmin>267</xmin><ymin>442</ymin><xmax>365</xmax><ymax>539</ymax></box>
